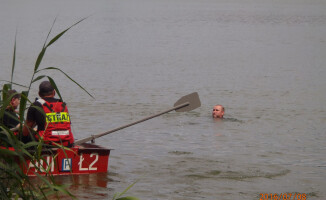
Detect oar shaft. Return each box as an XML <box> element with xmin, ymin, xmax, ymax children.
<box><xmin>74</xmin><ymin>102</ymin><xmax>189</xmax><ymax>145</ymax></box>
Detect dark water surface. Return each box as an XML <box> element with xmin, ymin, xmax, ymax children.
<box><xmin>1</xmin><ymin>0</ymin><xmax>326</xmax><ymax>199</ymax></box>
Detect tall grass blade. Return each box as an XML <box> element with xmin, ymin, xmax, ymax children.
<box><xmin>34</xmin><ymin>17</ymin><xmax>87</xmax><ymax>73</ymax></box>
<box><xmin>44</xmin><ymin>17</ymin><xmax>57</xmax><ymax>48</ymax></box>
<box><xmin>32</xmin><ymin>75</ymin><xmax>46</xmax><ymax>83</ymax></box>
<box><xmin>37</xmin><ymin>68</ymin><xmax>94</xmax><ymax>98</ymax></box>
<box><xmin>116</xmin><ymin>197</ymin><xmax>140</xmax><ymax>200</ymax></box>
<box><xmin>34</xmin><ymin>172</ymin><xmax>75</xmax><ymax>198</ymax></box>
<box><xmin>0</xmin><ymin>148</ymin><xmax>19</xmax><ymax>156</ymax></box>
<box><xmin>17</xmin><ymin>91</ymin><xmax>33</xmax><ymax>140</ymax></box>
<box><xmin>18</xmin><ymin>91</ymin><xmax>29</xmax><ymax>133</ymax></box>
<box><xmin>114</xmin><ymin>180</ymin><xmax>139</xmax><ymax>199</ymax></box>
<box><xmin>0</xmin><ymin>88</ymin><xmax>12</xmax><ymax>122</ymax></box>
<box><xmin>33</xmin><ymin>18</ymin><xmax>57</xmax><ymax>73</ymax></box>
<box><xmin>46</xmin><ymin>17</ymin><xmax>87</xmax><ymax>48</ymax></box>
<box><xmin>0</xmin><ymin>162</ymin><xmax>22</xmax><ymax>179</ymax></box>
<box><xmin>22</xmin><ymin>141</ymin><xmax>40</xmax><ymax>149</ymax></box>
<box><xmin>2</xmin><ymin>84</ymin><xmax>11</xmax><ymax>100</ymax></box>
<box><xmin>34</xmin><ymin>48</ymin><xmax>46</xmax><ymax>73</ymax></box>
<box><xmin>11</xmin><ymin>31</ymin><xmax>17</xmax><ymax>86</ymax></box>
<box><xmin>47</xmin><ymin>77</ymin><xmax>63</xmax><ymax>100</ymax></box>
<box><xmin>0</xmin><ymin>80</ymin><xmax>27</xmax><ymax>89</ymax></box>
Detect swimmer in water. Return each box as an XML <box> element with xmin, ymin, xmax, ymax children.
<box><xmin>212</xmin><ymin>105</ymin><xmax>224</xmax><ymax>119</ymax></box>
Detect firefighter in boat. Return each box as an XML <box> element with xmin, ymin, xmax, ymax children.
<box><xmin>23</xmin><ymin>81</ymin><xmax>74</xmax><ymax>147</ymax></box>
<box><xmin>2</xmin><ymin>90</ymin><xmax>21</xmax><ymax>132</ymax></box>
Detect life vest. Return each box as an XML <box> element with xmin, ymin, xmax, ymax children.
<box><xmin>36</xmin><ymin>99</ymin><xmax>74</xmax><ymax>146</ymax></box>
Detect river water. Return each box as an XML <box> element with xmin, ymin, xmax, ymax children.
<box><xmin>1</xmin><ymin>0</ymin><xmax>326</xmax><ymax>199</ymax></box>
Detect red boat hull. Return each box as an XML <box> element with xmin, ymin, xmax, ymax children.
<box><xmin>17</xmin><ymin>143</ymin><xmax>111</xmax><ymax>176</ymax></box>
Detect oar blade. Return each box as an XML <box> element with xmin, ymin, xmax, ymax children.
<box><xmin>174</xmin><ymin>92</ymin><xmax>201</xmax><ymax>112</ymax></box>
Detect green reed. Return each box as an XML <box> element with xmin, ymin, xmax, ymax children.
<box><xmin>112</xmin><ymin>180</ymin><xmax>140</xmax><ymax>200</ymax></box>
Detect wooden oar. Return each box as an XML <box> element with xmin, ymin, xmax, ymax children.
<box><xmin>74</xmin><ymin>92</ymin><xmax>201</xmax><ymax>145</ymax></box>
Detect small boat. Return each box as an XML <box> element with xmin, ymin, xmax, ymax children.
<box><xmin>12</xmin><ymin>143</ymin><xmax>111</xmax><ymax>176</ymax></box>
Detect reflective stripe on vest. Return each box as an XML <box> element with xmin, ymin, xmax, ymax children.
<box><xmin>46</xmin><ymin>112</ymin><xmax>70</xmax><ymax>123</ymax></box>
